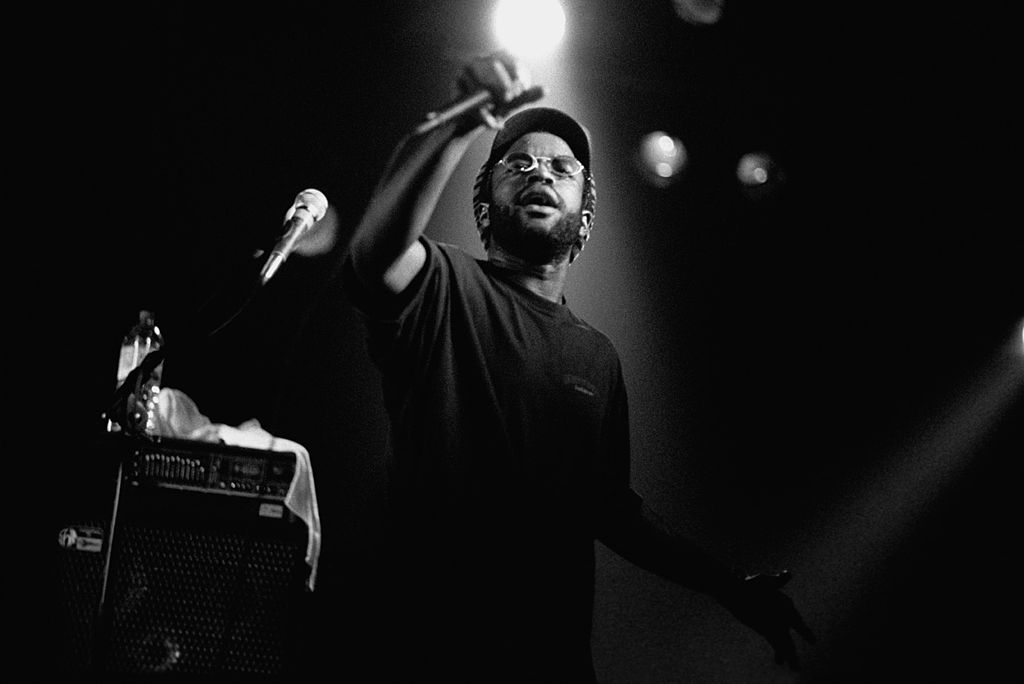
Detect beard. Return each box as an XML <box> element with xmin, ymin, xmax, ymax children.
<box><xmin>488</xmin><ymin>202</ymin><xmax>582</xmax><ymax>266</ymax></box>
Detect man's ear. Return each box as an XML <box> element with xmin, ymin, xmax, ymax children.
<box><xmin>579</xmin><ymin>210</ymin><xmax>593</xmax><ymax>239</ymax></box>
<box><xmin>569</xmin><ymin>211</ymin><xmax>594</xmax><ymax>265</ymax></box>
<box><xmin>477</xmin><ymin>203</ymin><xmax>491</xmax><ymax>229</ymax></box>
<box><xmin>476</xmin><ymin>203</ymin><xmax>492</xmax><ymax>247</ymax></box>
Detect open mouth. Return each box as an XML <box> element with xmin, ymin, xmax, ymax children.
<box><xmin>516</xmin><ymin>190</ymin><xmax>561</xmax><ymax>219</ymax></box>
<box><xmin>517</xmin><ymin>188</ymin><xmax>560</xmax><ymax>210</ymax></box>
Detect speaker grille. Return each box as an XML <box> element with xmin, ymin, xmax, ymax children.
<box><xmin>103</xmin><ymin>522</ymin><xmax>306</xmax><ymax>674</ymax></box>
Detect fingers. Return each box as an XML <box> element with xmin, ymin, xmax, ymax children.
<box><xmin>767</xmin><ymin>570</ymin><xmax>792</xmax><ymax>589</ymax></box>
<box><xmin>792</xmin><ymin>611</ymin><xmax>818</xmax><ymax>644</ymax></box>
<box><xmin>477</xmin><ymin>106</ymin><xmax>502</xmax><ymax>130</ymax></box>
<box><xmin>775</xmin><ymin>606</ymin><xmax>814</xmax><ymax>670</ymax></box>
<box><xmin>463</xmin><ymin>52</ymin><xmax>528</xmax><ymax>101</ymax></box>
<box><xmin>457</xmin><ymin>51</ymin><xmax>535</xmax><ymax>129</ymax></box>
<box><xmin>487</xmin><ymin>56</ymin><xmax>521</xmax><ymax>104</ymax></box>
<box><xmin>744</xmin><ymin>570</ymin><xmax>792</xmax><ymax>590</ymax></box>
<box><xmin>737</xmin><ymin>571</ymin><xmax>813</xmax><ymax>669</ymax></box>
<box><xmin>771</xmin><ymin>631</ymin><xmax>800</xmax><ymax>670</ymax></box>
<box><xmin>773</xmin><ymin>576</ymin><xmax>816</xmax><ymax>645</ymax></box>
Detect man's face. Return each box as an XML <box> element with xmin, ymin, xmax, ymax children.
<box><xmin>488</xmin><ymin>132</ymin><xmax>590</xmax><ymax>265</ymax></box>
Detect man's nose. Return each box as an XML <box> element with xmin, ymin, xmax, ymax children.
<box><xmin>528</xmin><ymin>163</ymin><xmax>556</xmax><ymax>184</ymax></box>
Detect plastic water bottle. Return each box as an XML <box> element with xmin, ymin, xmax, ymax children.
<box><xmin>109</xmin><ymin>310</ymin><xmax>165</xmax><ymax>434</ymax></box>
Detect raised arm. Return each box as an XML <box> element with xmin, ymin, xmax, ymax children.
<box><xmin>346</xmin><ymin>52</ymin><xmax>537</xmax><ymax>295</ymax></box>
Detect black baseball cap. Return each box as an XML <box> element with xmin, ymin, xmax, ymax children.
<box><xmin>486</xmin><ymin>107</ymin><xmax>592</xmax><ymax>171</ymax></box>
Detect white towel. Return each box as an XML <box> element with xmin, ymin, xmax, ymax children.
<box><xmin>154</xmin><ymin>388</ymin><xmax>322</xmax><ymax>591</ymax></box>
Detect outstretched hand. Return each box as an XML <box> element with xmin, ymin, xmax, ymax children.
<box><xmin>721</xmin><ymin>571</ymin><xmax>816</xmax><ymax>669</ymax></box>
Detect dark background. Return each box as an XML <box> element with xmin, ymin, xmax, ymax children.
<box><xmin>33</xmin><ymin>1</ymin><xmax>1021</xmax><ymax>681</ymax></box>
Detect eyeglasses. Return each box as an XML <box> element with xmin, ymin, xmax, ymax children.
<box><xmin>497</xmin><ymin>152</ymin><xmax>585</xmax><ymax>178</ymax></box>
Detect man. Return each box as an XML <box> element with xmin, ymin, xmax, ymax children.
<box><xmin>342</xmin><ymin>52</ymin><xmax>813</xmax><ymax>682</ymax></box>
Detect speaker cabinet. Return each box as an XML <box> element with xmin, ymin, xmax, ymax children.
<box><xmin>55</xmin><ymin>435</ymin><xmax>313</xmax><ymax>676</ymax></box>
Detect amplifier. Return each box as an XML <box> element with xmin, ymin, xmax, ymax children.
<box><xmin>55</xmin><ymin>435</ymin><xmax>313</xmax><ymax>676</ymax></box>
<box><xmin>124</xmin><ymin>436</ymin><xmax>296</xmax><ymax>499</ymax></box>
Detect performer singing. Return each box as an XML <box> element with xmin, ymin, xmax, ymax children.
<box><xmin>341</xmin><ymin>51</ymin><xmax>814</xmax><ymax>682</ymax></box>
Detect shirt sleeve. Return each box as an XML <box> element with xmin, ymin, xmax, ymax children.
<box><xmin>340</xmin><ymin>236</ymin><xmax>434</xmax><ymax>325</ymax></box>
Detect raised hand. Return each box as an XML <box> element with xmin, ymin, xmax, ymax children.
<box><xmin>454</xmin><ymin>50</ymin><xmax>540</xmax><ymax>128</ymax></box>
<box><xmin>721</xmin><ymin>571</ymin><xmax>817</xmax><ymax>669</ymax></box>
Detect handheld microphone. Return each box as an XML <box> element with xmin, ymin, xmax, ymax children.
<box><xmin>260</xmin><ymin>188</ymin><xmax>329</xmax><ymax>284</ymax></box>
<box><xmin>414</xmin><ymin>85</ymin><xmax>545</xmax><ymax>135</ymax></box>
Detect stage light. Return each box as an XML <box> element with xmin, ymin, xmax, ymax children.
<box><xmin>736</xmin><ymin>151</ymin><xmax>786</xmax><ymax>200</ymax></box>
<box><xmin>493</xmin><ymin>0</ymin><xmax>566</xmax><ymax>58</ymax></box>
<box><xmin>671</xmin><ymin>0</ymin><xmax>725</xmax><ymax>26</ymax></box>
<box><xmin>636</xmin><ymin>131</ymin><xmax>688</xmax><ymax>188</ymax></box>
<box><xmin>736</xmin><ymin>151</ymin><xmax>776</xmax><ymax>186</ymax></box>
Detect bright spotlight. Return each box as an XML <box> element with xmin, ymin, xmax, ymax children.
<box><xmin>736</xmin><ymin>152</ymin><xmax>775</xmax><ymax>186</ymax></box>
<box><xmin>493</xmin><ymin>0</ymin><xmax>566</xmax><ymax>58</ymax></box>
<box><xmin>736</xmin><ymin>151</ymin><xmax>786</xmax><ymax>200</ymax></box>
<box><xmin>636</xmin><ymin>131</ymin><xmax>688</xmax><ymax>188</ymax></box>
<box><xmin>671</xmin><ymin>0</ymin><xmax>725</xmax><ymax>26</ymax></box>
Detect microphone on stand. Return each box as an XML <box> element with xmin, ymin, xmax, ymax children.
<box><xmin>259</xmin><ymin>189</ymin><xmax>329</xmax><ymax>285</ymax></box>
<box><xmin>414</xmin><ymin>85</ymin><xmax>545</xmax><ymax>135</ymax></box>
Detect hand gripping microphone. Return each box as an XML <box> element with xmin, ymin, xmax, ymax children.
<box><xmin>414</xmin><ymin>85</ymin><xmax>545</xmax><ymax>135</ymax></box>
<box><xmin>259</xmin><ymin>188</ymin><xmax>329</xmax><ymax>285</ymax></box>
